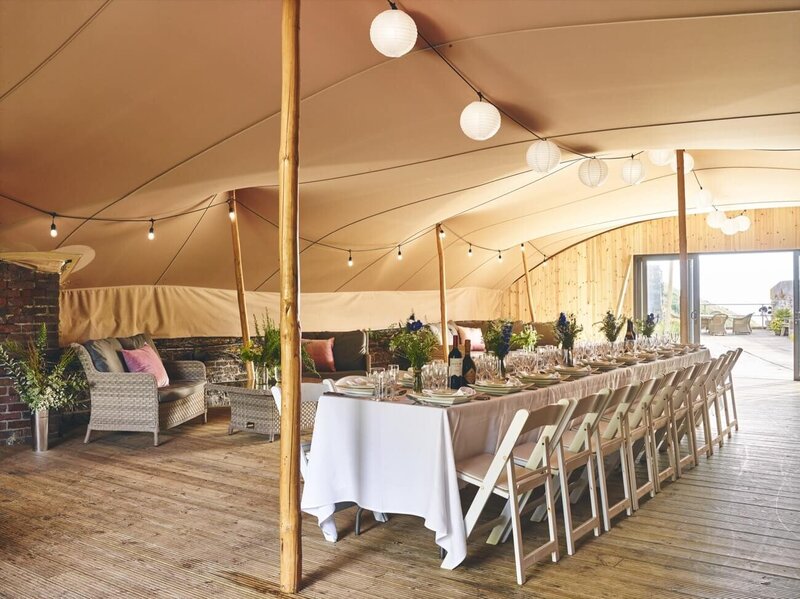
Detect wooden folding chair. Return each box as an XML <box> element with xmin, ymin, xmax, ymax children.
<box><xmin>700</xmin><ymin>356</ymin><xmax>728</xmax><ymax>451</ymax></box>
<box><xmin>517</xmin><ymin>390</ymin><xmax>611</xmax><ymax>555</ymax></box>
<box><xmin>625</xmin><ymin>380</ymin><xmax>668</xmax><ymax>510</ymax></box>
<box><xmin>457</xmin><ymin>399</ymin><xmax>575</xmax><ymax>585</ymax></box>
<box><xmin>717</xmin><ymin>349</ymin><xmax>742</xmax><ymax>437</ymax></box>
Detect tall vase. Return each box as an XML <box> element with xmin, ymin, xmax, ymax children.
<box><xmin>561</xmin><ymin>347</ymin><xmax>574</xmax><ymax>367</ymax></box>
<box><xmin>253</xmin><ymin>363</ymin><xmax>269</xmax><ymax>388</ymax></box>
<box><xmin>31</xmin><ymin>409</ymin><xmax>49</xmax><ymax>452</ymax></box>
<box><xmin>413</xmin><ymin>368</ymin><xmax>423</xmax><ymax>393</ymax></box>
<box><xmin>499</xmin><ymin>357</ymin><xmax>507</xmax><ymax>378</ymax></box>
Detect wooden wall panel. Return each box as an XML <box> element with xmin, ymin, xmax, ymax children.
<box><xmin>509</xmin><ymin>207</ymin><xmax>800</xmax><ymax>335</ymax></box>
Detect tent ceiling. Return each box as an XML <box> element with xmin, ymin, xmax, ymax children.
<box><xmin>1</xmin><ymin>0</ymin><xmax>799</xmax><ymax>292</ymax></box>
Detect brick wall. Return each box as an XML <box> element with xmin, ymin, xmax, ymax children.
<box><xmin>0</xmin><ymin>262</ymin><xmax>60</xmax><ymax>445</ymax></box>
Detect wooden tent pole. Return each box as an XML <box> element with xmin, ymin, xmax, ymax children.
<box><xmin>435</xmin><ymin>225</ymin><xmax>449</xmax><ymax>356</ymax></box>
<box><xmin>521</xmin><ymin>245</ymin><xmax>535</xmax><ymax>322</ymax></box>
<box><xmin>676</xmin><ymin>149</ymin><xmax>690</xmax><ymax>343</ymax></box>
<box><xmin>615</xmin><ymin>256</ymin><xmax>634</xmax><ymax>319</ymax></box>
<box><xmin>228</xmin><ymin>192</ymin><xmax>254</xmax><ymax>383</ymax></box>
<box><xmin>277</xmin><ymin>0</ymin><xmax>302</xmax><ymax>592</ymax></box>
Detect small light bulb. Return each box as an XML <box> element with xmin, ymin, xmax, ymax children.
<box><xmin>148</xmin><ymin>220</ymin><xmax>155</xmax><ymax>241</ymax></box>
<box><xmin>49</xmin><ymin>216</ymin><xmax>58</xmax><ymax>238</ymax></box>
<box><xmin>468</xmin><ymin>244</ymin><xmax>473</xmax><ymax>257</ymax></box>
<box><xmin>397</xmin><ymin>246</ymin><xmax>403</xmax><ymax>261</ymax></box>
<box><xmin>520</xmin><ymin>243</ymin><xmax>525</xmax><ymax>252</ymax></box>
<box><xmin>498</xmin><ymin>251</ymin><xmax>503</xmax><ymax>262</ymax></box>
<box><xmin>228</xmin><ymin>203</ymin><xmax>235</xmax><ymax>221</ymax></box>
<box><xmin>438</xmin><ymin>227</ymin><xmax>445</xmax><ymax>239</ymax></box>
<box><xmin>543</xmin><ymin>257</ymin><xmax>549</xmax><ymax>268</ymax></box>
<box><xmin>347</xmin><ymin>251</ymin><xmax>353</xmax><ymax>267</ymax></box>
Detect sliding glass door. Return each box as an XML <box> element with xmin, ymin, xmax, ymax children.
<box><xmin>794</xmin><ymin>250</ymin><xmax>800</xmax><ymax>381</ymax></box>
<box><xmin>634</xmin><ymin>255</ymin><xmax>701</xmax><ymax>343</ymax></box>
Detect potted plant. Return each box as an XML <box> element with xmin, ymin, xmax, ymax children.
<box><xmin>240</xmin><ymin>312</ymin><xmax>317</xmax><ymax>387</ymax></box>
<box><xmin>554</xmin><ymin>312</ymin><xmax>583</xmax><ymax>367</ymax></box>
<box><xmin>485</xmin><ymin>319</ymin><xmax>515</xmax><ymax>376</ymax></box>
<box><xmin>597</xmin><ymin>310</ymin><xmax>626</xmax><ymax>342</ymax></box>
<box><xmin>389</xmin><ymin>314</ymin><xmax>439</xmax><ymax>392</ymax></box>
<box><xmin>769</xmin><ymin>307</ymin><xmax>791</xmax><ymax>336</ymax></box>
<box><xmin>0</xmin><ymin>324</ymin><xmax>85</xmax><ymax>452</ymax></box>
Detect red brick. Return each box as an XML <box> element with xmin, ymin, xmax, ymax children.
<box><xmin>0</xmin><ymin>412</ymin><xmax>22</xmax><ymax>421</ymax></box>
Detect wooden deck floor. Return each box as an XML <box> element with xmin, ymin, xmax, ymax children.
<box><xmin>1</xmin><ymin>376</ymin><xmax>799</xmax><ymax>598</ymax></box>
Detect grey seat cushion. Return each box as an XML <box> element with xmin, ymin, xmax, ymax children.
<box><xmin>117</xmin><ymin>332</ymin><xmax>161</xmax><ymax>358</ymax></box>
<box><xmin>83</xmin><ymin>337</ymin><xmax>125</xmax><ymax>373</ymax></box>
<box><xmin>303</xmin><ymin>330</ymin><xmax>367</xmax><ymax>372</ymax></box>
<box><xmin>157</xmin><ymin>380</ymin><xmax>205</xmax><ymax>403</ymax></box>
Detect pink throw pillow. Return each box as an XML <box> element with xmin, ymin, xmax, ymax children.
<box><xmin>121</xmin><ymin>343</ymin><xmax>170</xmax><ymax>387</ymax></box>
<box><xmin>302</xmin><ymin>338</ymin><xmax>336</xmax><ymax>372</ymax></box>
<box><xmin>457</xmin><ymin>326</ymin><xmax>485</xmax><ymax>352</ymax></box>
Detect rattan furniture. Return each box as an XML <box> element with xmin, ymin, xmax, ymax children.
<box><xmin>706</xmin><ymin>313</ymin><xmax>728</xmax><ymax>335</ymax></box>
<box><xmin>732</xmin><ymin>313</ymin><xmax>753</xmax><ymax>335</ymax></box>
<box><xmin>73</xmin><ymin>335</ymin><xmax>207</xmax><ymax>446</ymax></box>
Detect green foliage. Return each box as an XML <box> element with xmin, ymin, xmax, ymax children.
<box><xmin>0</xmin><ymin>323</ymin><xmax>85</xmax><ymax>411</ymax></box>
<box><xmin>484</xmin><ymin>319</ymin><xmax>514</xmax><ymax>359</ymax></box>
<box><xmin>636</xmin><ymin>313</ymin><xmax>659</xmax><ymax>338</ymax></box>
<box><xmin>511</xmin><ymin>324</ymin><xmax>539</xmax><ymax>352</ymax></box>
<box><xmin>240</xmin><ymin>312</ymin><xmax>317</xmax><ymax>375</ymax></box>
<box><xmin>389</xmin><ymin>316</ymin><xmax>439</xmax><ymax>369</ymax></box>
<box><xmin>597</xmin><ymin>310</ymin><xmax>625</xmax><ymax>342</ymax></box>
<box><xmin>554</xmin><ymin>312</ymin><xmax>583</xmax><ymax>350</ymax></box>
<box><xmin>769</xmin><ymin>307</ymin><xmax>791</xmax><ymax>333</ymax></box>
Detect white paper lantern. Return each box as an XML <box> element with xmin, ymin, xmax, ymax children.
<box><xmin>369</xmin><ymin>9</ymin><xmax>417</xmax><ymax>58</ymax></box>
<box><xmin>706</xmin><ymin>211</ymin><xmax>727</xmax><ymax>229</ymax></box>
<box><xmin>694</xmin><ymin>188</ymin><xmax>713</xmax><ymax>210</ymax></box>
<box><xmin>526</xmin><ymin>140</ymin><xmax>561</xmax><ymax>173</ymax></box>
<box><xmin>620</xmin><ymin>157</ymin><xmax>646</xmax><ymax>185</ymax></box>
<box><xmin>669</xmin><ymin>152</ymin><xmax>694</xmax><ymax>173</ymax></box>
<box><xmin>647</xmin><ymin>149</ymin><xmax>672</xmax><ymax>166</ymax></box>
<box><xmin>721</xmin><ymin>218</ymin><xmax>739</xmax><ymax>236</ymax></box>
<box><xmin>460</xmin><ymin>100</ymin><xmax>501</xmax><ymax>141</ymax></box>
<box><xmin>578</xmin><ymin>158</ymin><xmax>608</xmax><ymax>187</ymax></box>
<box><xmin>735</xmin><ymin>214</ymin><xmax>752</xmax><ymax>232</ymax></box>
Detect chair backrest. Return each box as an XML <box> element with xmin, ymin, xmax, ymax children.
<box><xmin>599</xmin><ymin>383</ymin><xmax>640</xmax><ymax>440</ymax></box>
<box><xmin>519</xmin><ymin>399</ymin><xmax>577</xmax><ymax>470</ymax></box>
<box><xmin>648</xmin><ymin>385</ymin><xmax>674</xmax><ymax>422</ymax></box>
<box><xmin>563</xmin><ymin>389</ymin><xmax>612</xmax><ymax>452</ymax></box>
<box><xmin>628</xmin><ymin>376</ymin><xmax>667</xmax><ymax>429</ymax></box>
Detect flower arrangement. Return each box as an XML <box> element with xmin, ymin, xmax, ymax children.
<box><xmin>511</xmin><ymin>324</ymin><xmax>540</xmax><ymax>352</ymax></box>
<box><xmin>554</xmin><ymin>312</ymin><xmax>583</xmax><ymax>350</ymax></box>
<box><xmin>484</xmin><ymin>319</ymin><xmax>514</xmax><ymax>360</ymax></box>
<box><xmin>0</xmin><ymin>324</ymin><xmax>85</xmax><ymax>412</ymax></box>
<box><xmin>636</xmin><ymin>313</ymin><xmax>659</xmax><ymax>338</ymax></box>
<box><xmin>597</xmin><ymin>310</ymin><xmax>626</xmax><ymax>342</ymax></box>
<box><xmin>240</xmin><ymin>312</ymin><xmax>317</xmax><ymax>380</ymax></box>
<box><xmin>389</xmin><ymin>313</ymin><xmax>439</xmax><ymax>369</ymax></box>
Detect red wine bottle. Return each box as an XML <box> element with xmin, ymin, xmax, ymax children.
<box><xmin>462</xmin><ymin>339</ymin><xmax>476</xmax><ymax>385</ymax></box>
<box><xmin>448</xmin><ymin>335</ymin><xmax>463</xmax><ymax>389</ymax></box>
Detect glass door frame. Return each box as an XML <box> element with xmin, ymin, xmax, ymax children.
<box><xmin>794</xmin><ymin>250</ymin><xmax>800</xmax><ymax>381</ymax></box>
<box><xmin>633</xmin><ymin>254</ymin><xmax>701</xmax><ymax>343</ymax></box>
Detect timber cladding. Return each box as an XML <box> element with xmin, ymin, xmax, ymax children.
<box><xmin>0</xmin><ymin>262</ymin><xmax>60</xmax><ymax>445</ymax></box>
<box><xmin>506</xmin><ymin>206</ymin><xmax>800</xmax><ymax>335</ymax></box>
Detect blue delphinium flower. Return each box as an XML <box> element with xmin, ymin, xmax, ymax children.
<box><xmin>405</xmin><ymin>313</ymin><xmax>423</xmax><ymax>332</ymax></box>
<box><xmin>558</xmin><ymin>312</ymin><xmax>568</xmax><ymax>327</ymax></box>
<box><xmin>497</xmin><ymin>321</ymin><xmax>513</xmax><ymax>357</ymax></box>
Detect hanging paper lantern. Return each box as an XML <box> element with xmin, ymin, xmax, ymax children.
<box><xmin>369</xmin><ymin>9</ymin><xmax>418</xmax><ymax>58</ymax></box>
<box><xmin>578</xmin><ymin>158</ymin><xmax>608</xmax><ymax>187</ymax></box>
<box><xmin>735</xmin><ymin>214</ymin><xmax>752</xmax><ymax>232</ymax></box>
<box><xmin>620</xmin><ymin>157</ymin><xmax>646</xmax><ymax>185</ymax></box>
<box><xmin>669</xmin><ymin>151</ymin><xmax>695</xmax><ymax>173</ymax></box>
<box><xmin>460</xmin><ymin>100</ymin><xmax>501</xmax><ymax>141</ymax></box>
<box><xmin>647</xmin><ymin>149</ymin><xmax>672</xmax><ymax>166</ymax></box>
<box><xmin>526</xmin><ymin>140</ymin><xmax>561</xmax><ymax>173</ymax></box>
<box><xmin>721</xmin><ymin>218</ymin><xmax>739</xmax><ymax>236</ymax></box>
<box><xmin>694</xmin><ymin>189</ymin><xmax>713</xmax><ymax>210</ymax></box>
<box><xmin>706</xmin><ymin>211</ymin><xmax>727</xmax><ymax>229</ymax></box>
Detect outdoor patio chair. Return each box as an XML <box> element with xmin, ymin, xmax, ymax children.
<box><xmin>732</xmin><ymin>313</ymin><xmax>753</xmax><ymax>335</ymax></box>
<box><xmin>706</xmin><ymin>313</ymin><xmax>728</xmax><ymax>335</ymax></box>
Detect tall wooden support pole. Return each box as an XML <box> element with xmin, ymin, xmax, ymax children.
<box><xmin>521</xmin><ymin>246</ymin><xmax>535</xmax><ymax>322</ymax></box>
<box><xmin>228</xmin><ymin>193</ymin><xmax>254</xmax><ymax>383</ymax></box>
<box><xmin>435</xmin><ymin>225</ymin><xmax>449</xmax><ymax>356</ymax></box>
<box><xmin>277</xmin><ymin>0</ymin><xmax>302</xmax><ymax>592</ymax></box>
<box><xmin>676</xmin><ymin>149</ymin><xmax>690</xmax><ymax>343</ymax></box>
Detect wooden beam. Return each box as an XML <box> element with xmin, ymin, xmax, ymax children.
<box><xmin>228</xmin><ymin>193</ymin><xmax>254</xmax><ymax>383</ymax></box>
<box><xmin>676</xmin><ymin>149</ymin><xmax>690</xmax><ymax>343</ymax></box>
<box><xmin>521</xmin><ymin>245</ymin><xmax>535</xmax><ymax>322</ymax></box>
<box><xmin>277</xmin><ymin>0</ymin><xmax>302</xmax><ymax>593</ymax></box>
<box><xmin>615</xmin><ymin>255</ymin><xmax>633</xmax><ymax>318</ymax></box>
<box><xmin>435</xmin><ymin>225</ymin><xmax>449</xmax><ymax>356</ymax></box>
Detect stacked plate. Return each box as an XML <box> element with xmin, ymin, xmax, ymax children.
<box><xmin>588</xmin><ymin>360</ymin><xmax>618</xmax><ymax>372</ymax></box>
<box><xmin>335</xmin><ymin>380</ymin><xmax>376</xmax><ymax>398</ymax></box>
<box><xmin>469</xmin><ymin>381</ymin><xmax>528</xmax><ymax>396</ymax></box>
<box><xmin>555</xmin><ymin>366</ymin><xmax>592</xmax><ymax>378</ymax></box>
<box><xmin>520</xmin><ymin>373</ymin><xmax>564</xmax><ymax>387</ymax></box>
<box><xmin>638</xmin><ymin>352</ymin><xmax>658</xmax><ymax>362</ymax></box>
<box><xmin>616</xmin><ymin>355</ymin><xmax>641</xmax><ymax>365</ymax></box>
<box><xmin>407</xmin><ymin>389</ymin><xmax>473</xmax><ymax>406</ymax></box>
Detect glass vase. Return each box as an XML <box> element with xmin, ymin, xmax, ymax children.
<box><xmin>561</xmin><ymin>348</ymin><xmax>574</xmax><ymax>367</ymax></box>
<box><xmin>413</xmin><ymin>368</ymin><xmax>423</xmax><ymax>393</ymax></box>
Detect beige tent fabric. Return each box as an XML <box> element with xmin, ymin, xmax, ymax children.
<box><xmin>59</xmin><ymin>285</ymin><xmax>505</xmax><ymax>344</ymax></box>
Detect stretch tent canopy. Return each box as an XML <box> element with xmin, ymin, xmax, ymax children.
<box><xmin>1</xmin><ymin>0</ymin><xmax>799</xmax><ymax>336</ymax></box>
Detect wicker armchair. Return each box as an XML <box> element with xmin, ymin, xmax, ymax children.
<box><xmin>73</xmin><ymin>341</ymin><xmax>207</xmax><ymax>446</ymax></box>
<box><xmin>732</xmin><ymin>313</ymin><xmax>753</xmax><ymax>335</ymax></box>
<box><xmin>706</xmin><ymin>313</ymin><xmax>728</xmax><ymax>336</ymax></box>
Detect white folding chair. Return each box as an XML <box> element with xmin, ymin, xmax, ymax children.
<box><xmin>456</xmin><ymin>399</ymin><xmax>575</xmax><ymax>585</ymax></box>
<box><xmin>624</xmin><ymin>379</ymin><xmax>666</xmax><ymax>511</ymax></box>
<box><xmin>272</xmin><ymin>381</ymin><xmax>385</xmax><ymax>539</ymax></box>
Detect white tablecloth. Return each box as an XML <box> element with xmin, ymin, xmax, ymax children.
<box><xmin>301</xmin><ymin>349</ymin><xmax>710</xmax><ymax>569</ymax></box>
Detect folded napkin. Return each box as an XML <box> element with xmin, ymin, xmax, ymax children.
<box><xmin>422</xmin><ymin>387</ymin><xmax>476</xmax><ymax>397</ymax></box>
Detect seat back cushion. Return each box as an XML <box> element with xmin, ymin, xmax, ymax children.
<box><xmin>302</xmin><ymin>337</ymin><xmax>336</xmax><ymax>372</ymax></box>
<box><xmin>83</xmin><ymin>337</ymin><xmax>125</xmax><ymax>373</ymax></box>
<box><xmin>121</xmin><ymin>343</ymin><xmax>170</xmax><ymax>387</ymax></box>
<box><xmin>303</xmin><ymin>330</ymin><xmax>366</xmax><ymax>372</ymax></box>
<box><xmin>118</xmin><ymin>332</ymin><xmax>161</xmax><ymax>358</ymax></box>
<box><xmin>455</xmin><ymin>325</ymin><xmax>485</xmax><ymax>351</ymax></box>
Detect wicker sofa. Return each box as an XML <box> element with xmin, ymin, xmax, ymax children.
<box><xmin>301</xmin><ymin>330</ymin><xmax>371</xmax><ymax>381</ymax></box>
<box><xmin>73</xmin><ymin>333</ymin><xmax>207</xmax><ymax>446</ymax></box>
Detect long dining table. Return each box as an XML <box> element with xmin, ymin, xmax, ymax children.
<box><xmin>300</xmin><ymin>349</ymin><xmax>711</xmax><ymax>569</ymax></box>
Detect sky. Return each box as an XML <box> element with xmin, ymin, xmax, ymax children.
<box><xmin>699</xmin><ymin>252</ymin><xmax>792</xmax><ymax>308</ymax></box>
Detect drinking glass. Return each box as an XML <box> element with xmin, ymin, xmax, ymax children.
<box><xmin>369</xmin><ymin>367</ymin><xmax>385</xmax><ymax>400</ymax></box>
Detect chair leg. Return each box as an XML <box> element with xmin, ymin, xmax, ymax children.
<box><xmin>84</xmin><ymin>426</ymin><xmax>92</xmax><ymax>444</ymax></box>
<box><xmin>586</xmin><ymin>457</ymin><xmax>602</xmax><ymax>535</ymax></box>
<box><xmin>729</xmin><ymin>376</ymin><xmax>739</xmax><ymax>432</ymax></box>
<box><xmin>558</xmin><ymin>470</ymin><xmax>576</xmax><ymax>556</ymax></box>
<box><xmin>594</xmin><ymin>444</ymin><xmax>611</xmax><ymax>532</ymax></box>
<box><xmin>153</xmin><ymin>431</ymin><xmax>159</xmax><ymax>447</ymax></box>
<box><xmin>544</xmin><ymin>473</ymin><xmax>559</xmax><ymax>564</ymax></box>
<box><xmin>625</xmin><ymin>437</ymin><xmax>640</xmax><ymax>511</ymax></box>
<box><xmin>509</xmin><ymin>487</ymin><xmax>525</xmax><ymax>585</ymax></box>
<box><xmin>203</xmin><ymin>410</ymin><xmax>208</xmax><ymax>424</ymax></box>
<box><xmin>355</xmin><ymin>507</ymin><xmax>363</xmax><ymax>536</ymax></box>
<box><xmin>617</xmin><ymin>446</ymin><xmax>633</xmax><ymax>517</ymax></box>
